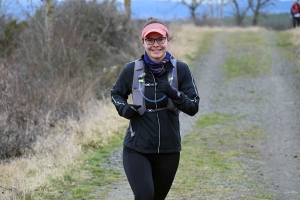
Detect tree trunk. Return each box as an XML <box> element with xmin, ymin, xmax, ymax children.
<box><xmin>45</xmin><ymin>0</ymin><xmax>53</xmax><ymax>62</ymax></box>
<box><xmin>252</xmin><ymin>9</ymin><xmax>259</xmax><ymax>26</ymax></box>
<box><xmin>191</xmin><ymin>7</ymin><xmax>196</xmax><ymax>21</ymax></box>
<box><xmin>236</xmin><ymin>15</ymin><xmax>243</xmax><ymax>26</ymax></box>
<box><xmin>124</xmin><ymin>0</ymin><xmax>131</xmax><ymax>18</ymax></box>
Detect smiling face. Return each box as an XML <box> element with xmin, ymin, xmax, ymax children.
<box><xmin>143</xmin><ymin>32</ymin><xmax>169</xmax><ymax>62</ymax></box>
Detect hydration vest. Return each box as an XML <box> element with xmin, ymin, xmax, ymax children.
<box><xmin>132</xmin><ymin>57</ymin><xmax>178</xmax><ymax>115</ymax></box>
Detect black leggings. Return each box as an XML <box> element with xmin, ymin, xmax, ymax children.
<box><xmin>293</xmin><ymin>17</ymin><xmax>300</xmax><ymax>28</ymax></box>
<box><xmin>123</xmin><ymin>146</ymin><xmax>180</xmax><ymax>200</ymax></box>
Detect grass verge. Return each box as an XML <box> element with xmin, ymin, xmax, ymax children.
<box><xmin>222</xmin><ymin>30</ymin><xmax>271</xmax><ymax>80</ymax></box>
<box><xmin>168</xmin><ymin>23</ymin><xmax>218</xmax><ymax>70</ymax></box>
<box><xmin>182</xmin><ymin>30</ymin><xmax>216</xmax><ymax>70</ymax></box>
<box><xmin>167</xmin><ymin>112</ymin><xmax>274</xmax><ymax>200</ymax></box>
<box><xmin>0</xmin><ymin>100</ymin><xmax>128</xmax><ymax>200</ymax></box>
<box><xmin>30</xmin><ymin>131</ymin><xmax>125</xmax><ymax>200</ymax></box>
<box><xmin>276</xmin><ymin>30</ymin><xmax>300</xmax><ymax>73</ymax></box>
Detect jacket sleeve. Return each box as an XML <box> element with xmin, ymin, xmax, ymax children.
<box><xmin>172</xmin><ymin>62</ymin><xmax>200</xmax><ymax>116</ymax></box>
<box><xmin>111</xmin><ymin>62</ymin><xmax>134</xmax><ymax>117</ymax></box>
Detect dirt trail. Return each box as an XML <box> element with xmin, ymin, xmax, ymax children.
<box><xmin>259</xmin><ymin>31</ymin><xmax>300</xmax><ymax>199</ymax></box>
<box><xmin>104</xmin><ymin>30</ymin><xmax>300</xmax><ymax>200</ymax></box>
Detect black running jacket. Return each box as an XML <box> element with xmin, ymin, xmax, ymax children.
<box><xmin>111</xmin><ymin>56</ymin><xmax>200</xmax><ymax>153</ymax></box>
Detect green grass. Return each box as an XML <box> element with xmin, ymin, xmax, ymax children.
<box><xmin>277</xmin><ymin>40</ymin><xmax>293</xmax><ymax>48</ymax></box>
<box><xmin>197</xmin><ymin>32</ymin><xmax>217</xmax><ymax>56</ymax></box>
<box><xmin>193</xmin><ymin>112</ymin><xmax>244</xmax><ymax>130</ymax></box>
<box><xmin>276</xmin><ymin>31</ymin><xmax>300</xmax><ymax>73</ymax></box>
<box><xmin>222</xmin><ymin>53</ymin><xmax>269</xmax><ymax>79</ymax></box>
<box><xmin>185</xmin><ymin>31</ymin><xmax>217</xmax><ymax>70</ymax></box>
<box><xmin>222</xmin><ymin>31</ymin><xmax>271</xmax><ymax>80</ymax></box>
<box><xmin>276</xmin><ymin>31</ymin><xmax>293</xmax><ymax>48</ymax></box>
<box><xmin>168</xmin><ymin>112</ymin><xmax>274</xmax><ymax>199</ymax></box>
<box><xmin>29</xmin><ymin>131</ymin><xmax>125</xmax><ymax>200</ymax></box>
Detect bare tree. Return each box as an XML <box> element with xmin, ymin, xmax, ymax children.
<box><xmin>249</xmin><ymin>0</ymin><xmax>275</xmax><ymax>26</ymax></box>
<box><xmin>231</xmin><ymin>0</ymin><xmax>251</xmax><ymax>26</ymax></box>
<box><xmin>43</xmin><ymin>0</ymin><xmax>53</xmax><ymax>63</ymax></box>
<box><xmin>124</xmin><ymin>0</ymin><xmax>131</xmax><ymax>18</ymax></box>
<box><xmin>181</xmin><ymin>0</ymin><xmax>205</xmax><ymax>21</ymax></box>
<box><xmin>206</xmin><ymin>0</ymin><xmax>215</xmax><ymax>18</ymax></box>
<box><xmin>218</xmin><ymin>0</ymin><xmax>231</xmax><ymax>18</ymax></box>
<box><xmin>201</xmin><ymin>0</ymin><xmax>231</xmax><ymax>19</ymax></box>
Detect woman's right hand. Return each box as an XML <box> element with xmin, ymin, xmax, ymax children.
<box><xmin>121</xmin><ymin>104</ymin><xmax>142</xmax><ymax>119</ymax></box>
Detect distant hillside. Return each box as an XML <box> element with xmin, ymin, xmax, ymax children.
<box><xmin>3</xmin><ymin>0</ymin><xmax>292</xmax><ymax>21</ymax></box>
<box><xmin>128</xmin><ymin>0</ymin><xmax>291</xmax><ymax>20</ymax></box>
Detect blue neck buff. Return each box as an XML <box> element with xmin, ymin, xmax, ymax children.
<box><xmin>143</xmin><ymin>51</ymin><xmax>171</xmax><ymax>75</ymax></box>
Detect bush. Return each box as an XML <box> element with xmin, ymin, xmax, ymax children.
<box><xmin>0</xmin><ymin>0</ymin><xmax>142</xmax><ymax>159</ymax></box>
<box><xmin>0</xmin><ymin>16</ymin><xmax>27</xmax><ymax>57</ymax></box>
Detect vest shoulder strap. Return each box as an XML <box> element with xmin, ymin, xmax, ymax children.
<box><xmin>132</xmin><ymin>58</ymin><xmax>146</xmax><ymax>115</ymax></box>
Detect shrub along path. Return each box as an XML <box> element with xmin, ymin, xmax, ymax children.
<box><xmin>104</xmin><ymin>29</ymin><xmax>300</xmax><ymax>200</ymax></box>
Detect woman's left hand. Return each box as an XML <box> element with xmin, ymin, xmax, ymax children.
<box><xmin>156</xmin><ymin>80</ymin><xmax>179</xmax><ymax>100</ymax></box>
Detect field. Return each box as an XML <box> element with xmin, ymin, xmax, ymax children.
<box><xmin>1</xmin><ymin>23</ymin><xmax>300</xmax><ymax>200</ymax></box>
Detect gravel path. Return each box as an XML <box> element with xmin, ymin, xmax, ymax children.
<box><xmin>104</xmin><ymin>30</ymin><xmax>300</xmax><ymax>200</ymax></box>
<box><xmin>259</xmin><ymin>31</ymin><xmax>300</xmax><ymax>199</ymax></box>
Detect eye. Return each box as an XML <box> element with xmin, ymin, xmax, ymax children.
<box><xmin>146</xmin><ymin>38</ymin><xmax>154</xmax><ymax>43</ymax></box>
<box><xmin>157</xmin><ymin>38</ymin><xmax>165</xmax><ymax>42</ymax></box>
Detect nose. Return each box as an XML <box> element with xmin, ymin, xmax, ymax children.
<box><xmin>153</xmin><ymin>39</ymin><xmax>160</xmax><ymax>45</ymax></box>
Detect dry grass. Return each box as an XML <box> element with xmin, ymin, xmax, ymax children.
<box><xmin>0</xmin><ymin>99</ymin><xmax>127</xmax><ymax>199</ymax></box>
<box><xmin>275</xmin><ymin>28</ymin><xmax>300</xmax><ymax>72</ymax></box>
<box><xmin>0</xmin><ymin>134</ymin><xmax>80</xmax><ymax>199</ymax></box>
<box><xmin>168</xmin><ymin>23</ymin><xmax>206</xmax><ymax>61</ymax></box>
<box><xmin>285</xmin><ymin>28</ymin><xmax>300</xmax><ymax>45</ymax></box>
<box><xmin>168</xmin><ymin>22</ymin><xmax>265</xmax><ymax>68</ymax></box>
<box><xmin>76</xmin><ymin>99</ymin><xmax>128</xmax><ymax>149</ymax></box>
<box><xmin>284</xmin><ymin>28</ymin><xmax>300</xmax><ymax>71</ymax></box>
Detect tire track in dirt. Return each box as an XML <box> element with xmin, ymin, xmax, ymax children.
<box><xmin>177</xmin><ymin>30</ymin><xmax>300</xmax><ymax>199</ymax></box>
<box><xmin>197</xmin><ymin>30</ymin><xmax>300</xmax><ymax>199</ymax></box>
<box><xmin>258</xmin><ymin>31</ymin><xmax>300</xmax><ymax>200</ymax></box>
<box><xmin>179</xmin><ymin>32</ymin><xmax>228</xmax><ymax>139</ymax></box>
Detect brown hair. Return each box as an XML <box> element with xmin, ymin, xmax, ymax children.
<box><xmin>142</xmin><ymin>17</ymin><xmax>167</xmax><ymax>29</ymax></box>
<box><xmin>142</xmin><ymin>17</ymin><xmax>172</xmax><ymax>40</ymax></box>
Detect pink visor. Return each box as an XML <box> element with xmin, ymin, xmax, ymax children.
<box><xmin>142</xmin><ymin>23</ymin><xmax>168</xmax><ymax>38</ymax></box>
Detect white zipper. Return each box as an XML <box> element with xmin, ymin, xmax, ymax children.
<box><xmin>152</xmin><ymin>73</ymin><xmax>161</xmax><ymax>153</ymax></box>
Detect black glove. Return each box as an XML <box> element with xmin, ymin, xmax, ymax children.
<box><xmin>121</xmin><ymin>104</ymin><xmax>142</xmax><ymax>119</ymax></box>
<box><xmin>156</xmin><ymin>80</ymin><xmax>179</xmax><ymax>100</ymax></box>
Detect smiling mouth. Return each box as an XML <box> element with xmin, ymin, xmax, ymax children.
<box><xmin>151</xmin><ymin>49</ymin><xmax>162</xmax><ymax>52</ymax></box>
